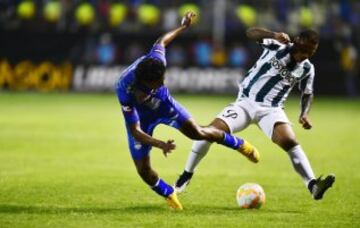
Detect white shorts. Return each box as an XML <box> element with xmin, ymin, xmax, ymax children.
<box><xmin>216</xmin><ymin>97</ymin><xmax>291</xmax><ymax>139</ymax></box>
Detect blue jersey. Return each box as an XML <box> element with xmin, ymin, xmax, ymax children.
<box><xmin>115</xmin><ymin>43</ymin><xmax>190</xmax><ymax>160</ymax></box>
<box><xmin>115</xmin><ymin>44</ymin><xmax>166</xmax><ymax>123</ymax></box>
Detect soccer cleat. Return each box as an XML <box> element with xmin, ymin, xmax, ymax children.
<box><xmin>238</xmin><ymin>140</ymin><xmax>260</xmax><ymax>163</ymax></box>
<box><xmin>311</xmin><ymin>174</ymin><xmax>335</xmax><ymax>200</ymax></box>
<box><xmin>166</xmin><ymin>192</ymin><xmax>183</xmax><ymax>210</ymax></box>
<box><xmin>174</xmin><ymin>171</ymin><xmax>193</xmax><ymax>194</ymax></box>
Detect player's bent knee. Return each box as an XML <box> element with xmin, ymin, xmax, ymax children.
<box><xmin>277</xmin><ymin>137</ymin><xmax>299</xmax><ymax>151</ymax></box>
<box><xmin>272</xmin><ymin>123</ymin><xmax>299</xmax><ymax>150</ymax></box>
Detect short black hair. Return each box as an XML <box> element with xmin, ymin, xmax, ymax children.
<box><xmin>299</xmin><ymin>30</ymin><xmax>319</xmax><ymax>45</ymax></box>
<box><xmin>135</xmin><ymin>58</ymin><xmax>165</xmax><ymax>83</ymax></box>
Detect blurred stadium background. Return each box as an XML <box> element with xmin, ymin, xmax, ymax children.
<box><xmin>0</xmin><ymin>0</ymin><xmax>359</xmax><ymax>95</ymax></box>
<box><xmin>1</xmin><ymin>1</ymin><xmax>360</xmax><ymax>227</ymax></box>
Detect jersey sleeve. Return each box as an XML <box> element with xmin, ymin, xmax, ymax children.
<box><xmin>121</xmin><ymin>104</ymin><xmax>139</xmax><ymax>125</ymax></box>
<box><xmin>147</xmin><ymin>43</ymin><xmax>167</xmax><ymax>66</ymax></box>
<box><xmin>116</xmin><ymin>86</ymin><xmax>140</xmax><ymax>125</ymax></box>
<box><xmin>259</xmin><ymin>39</ymin><xmax>285</xmax><ymax>51</ymax></box>
<box><xmin>298</xmin><ymin>65</ymin><xmax>315</xmax><ymax>94</ymax></box>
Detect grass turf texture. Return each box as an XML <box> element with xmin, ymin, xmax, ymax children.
<box><xmin>0</xmin><ymin>92</ymin><xmax>359</xmax><ymax>227</ymax></box>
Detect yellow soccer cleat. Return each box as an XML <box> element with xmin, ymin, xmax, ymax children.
<box><xmin>238</xmin><ymin>140</ymin><xmax>260</xmax><ymax>163</ymax></box>
<box><xmin>166</xmin><ymin>192</ymin><xmax>183</xmax><ymax>210</ymax></box>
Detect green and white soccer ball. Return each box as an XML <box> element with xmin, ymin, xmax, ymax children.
<box><xmin>236</xmin><ymin>183</ymin><xmax>265</xmax><ymax>209</ymax></box>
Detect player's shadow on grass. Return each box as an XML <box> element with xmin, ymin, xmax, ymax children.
<box><xmin>0</xmin><ymin>204</ymin><xmax>164</xmax><ymax>214</ymax></box>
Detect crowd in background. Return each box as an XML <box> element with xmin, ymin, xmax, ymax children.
<box><xmin>1</xmin><ymin>1</ymin><xmax>359</xmax><ymax>35</ymax></box>
<box><xmin>80</xmin><ymin>33</ymin><xmax>250</xmax><ymax>68</ymax></box>
<box><xmin>0</xmin><ymin>0</ymin><xmax>359</xmax><ymax>96</ymax></box>
<box><xmin>1</xmin><ymin>1</ymin><xmax>359</xmax><ymax>63</ymax></box>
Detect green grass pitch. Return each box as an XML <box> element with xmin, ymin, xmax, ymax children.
<box><xmin>0</xmin><ymin>92</ymin><xmax>359</xmax><ymax>227</ymax></box>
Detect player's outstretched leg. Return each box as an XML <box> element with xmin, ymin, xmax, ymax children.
<box><xmin>134</xmin><ymin>157</ymin><xmax>183</xmax><ymax>210</ymax></box>
<box><xmin>272</xmin><ymin>123</ymin><xmax>335</xmax><ymax>200</ymax></box>
<box><xmin>174</xmin><ymin>138</ymin><xmax>259</xmax><ymax>193</ymax></box>
<box><xmin>180</xmin><ymin>119</ymin><xmax>259</xmax><ymax>163</ymax></box>
<box><xmin>175</xmin><ymin>119</ymin><xmax>259</xmax><ymax>194</ymax></box>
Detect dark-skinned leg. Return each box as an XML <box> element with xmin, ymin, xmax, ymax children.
<box><xmin>133</xmin><ymin>156</ymin><xmax>175</xmax><ymax>199</ymax></box>
<box><xmin>179</xmin><ymin>118</ymin><xmax>242</xmax><ymax>145</ymax></box>
<box><xmin>179</xmin><ymin>118</ymin><xmax>257</xmax><ymax>161</ymax></box>
<box><xmin>210</xmin><ymin>118</ymin><xmax>231</xmax><ymax>133</ymax></box>
<box><xmin>272</xmin><ymin>122</ymin><xmax>315</xmax><ymax>186</ymax></box>
<box><xmin>271</xmin><ymin>122</ymin><xmax>335</xmax><ymax>199</ymax></box>
<box><xmin>180</xmin><ymin>118</ymin><xmax>259</xmax><ymax>161</ymax></box>
<box><xmin>179</xmin><ymin>102</ymin><xmax>254</xmax><ymax>173</ymax></box>
<box><xmin>271</xmin><ymin>122</ymin><xmax>299</xmax><ymax>151</ymax></box>
<box><xmin>180</xmin><ymin>118</ymin><xmax>225</xmax><ymax>142</ymax></box>
<box><xmin>133</xmin><ymin>156</ymin><xmax>159</xmax><ymax>186</ymax></box>
<box><xmin>179</xmin><ymin>118</ymin><xmax>231</xmax><ymax>174</ymax></box>
<box><xmin>174</xmin><ymin>101</ymin><xmax>258</xmax><ymax>192</ymax></box>
<box><xmin>174</xmin><ymin>118</ymin><xmax>232</xmax><ymax>192</ymax></box>
<box><xmin>178</xmin><ymin>103</ymin><xmax>253</xmax><ymax>176</ymax></box>
<box><xmin>126</xmin><ymin>123</ymin><xmax>182</xmax><ymax>208</ymax></box>
<box><xmin>174</xmin><ymin>117</ymin><xmax>258</xmax><ymax>193</ymax></box>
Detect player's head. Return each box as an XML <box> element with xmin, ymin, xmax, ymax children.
<box><xmin>135</xmin><ymin>57</ymin><xmax>166</xmax><ymax>89</ymax></box>
<box><xmin>292</xmin><ymin>30</ymin><xmax>319</xmax><ymax>62</ymax></box>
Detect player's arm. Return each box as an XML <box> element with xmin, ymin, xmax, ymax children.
<box><xmin>119</xmin><ymin>93</ymin><xmax>176</xmax><ymax>156</ymax></box>
<box><xmin>298</xmin><ymin>64</ymin><xmax>315</xmax><ymax>130</ymax></box>
<box><xmin>299</xmin><ymin>93</ymin><xmax>313</xmax><ymax>130</ymax></box>
<box><xmin>246</xmin><ymin>27</ymin><xmax>291</xmax><ymax>44</ymax></box>
<box><xmin>129</xmin><ymin>122</ymin><xmax>176</xmax><ymax>157</ymax></box>
<box><xmin>155</xmin><ymin>11</ymin><xmax>195</xmax><ymax>48</ymax></box>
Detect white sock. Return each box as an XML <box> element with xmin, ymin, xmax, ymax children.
<box><xmin>184</xmin><ymin>140</ymin><xmax>212</xmax><ymax>173</ymax></box>
<box><xmin>287</xmin><ymin>145</ymin><xmax>316</xmax><ymax>187</ymax></box>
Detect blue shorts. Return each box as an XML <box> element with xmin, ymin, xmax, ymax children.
<box><xmin>126</xmin><ymin>99</ymin><xmax>191</xmax><ymax>160</ymax></box>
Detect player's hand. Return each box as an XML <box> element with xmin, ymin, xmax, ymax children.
<box><xmin>299</xmin><ymin>115</ymin><xmax>312</xmax><ymax>130</ymax></box>
<box><xmin>159</xmin><ymin>139</ymin><xmax>176</xmax><ymax>157</ymax></box>
<box><xmin>181</xmin><ymin>11</ymin><xmax>196</xmax><ymax>28</ymax></box>
<box><xmin>274</xmin><ymin>32</ymin><xmax>291</xmax><ymax>44</ymax></box>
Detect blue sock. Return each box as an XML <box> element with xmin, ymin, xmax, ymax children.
<box><xmin>151</xmin><ymin>178</ymin><xmax>174</xmax><ymax>197</ymax></box>
<box><xmin>219</xmin><ymin>132</ymin><xmax>244</xmax><ymax>150</ymax></box>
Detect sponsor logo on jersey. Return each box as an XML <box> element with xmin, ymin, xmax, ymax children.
<box><xmin>269</xmin><ymin>57</ymin><xmax>299</xmax><ymax>85</ymax></box>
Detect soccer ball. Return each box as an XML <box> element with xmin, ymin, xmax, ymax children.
<box><xmin>236</xmin><ymin>183</ymin><xmax>265</xmax><ymax>209</ymax></box>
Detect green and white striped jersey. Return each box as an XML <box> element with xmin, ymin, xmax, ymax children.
<box><xmin>238</xmin><ymin>38</ymin><xmax>315</xmax><ymax>107</ymax></box>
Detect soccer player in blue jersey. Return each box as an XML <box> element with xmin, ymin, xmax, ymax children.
<box><xmin>115</xmin><ymin>12</ymin><xmax>258</xmax><ymax>210</ymax></box>
<box><xmin>175</xmin><ymin>27</ymin><xmax>335</xmax><ymax>200</ymax></box>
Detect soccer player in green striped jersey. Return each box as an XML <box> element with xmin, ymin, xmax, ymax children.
<box><xmin>175</xmin><ymin>27</ymin><xmax>335</xmax><ymax>200</ymax></box>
